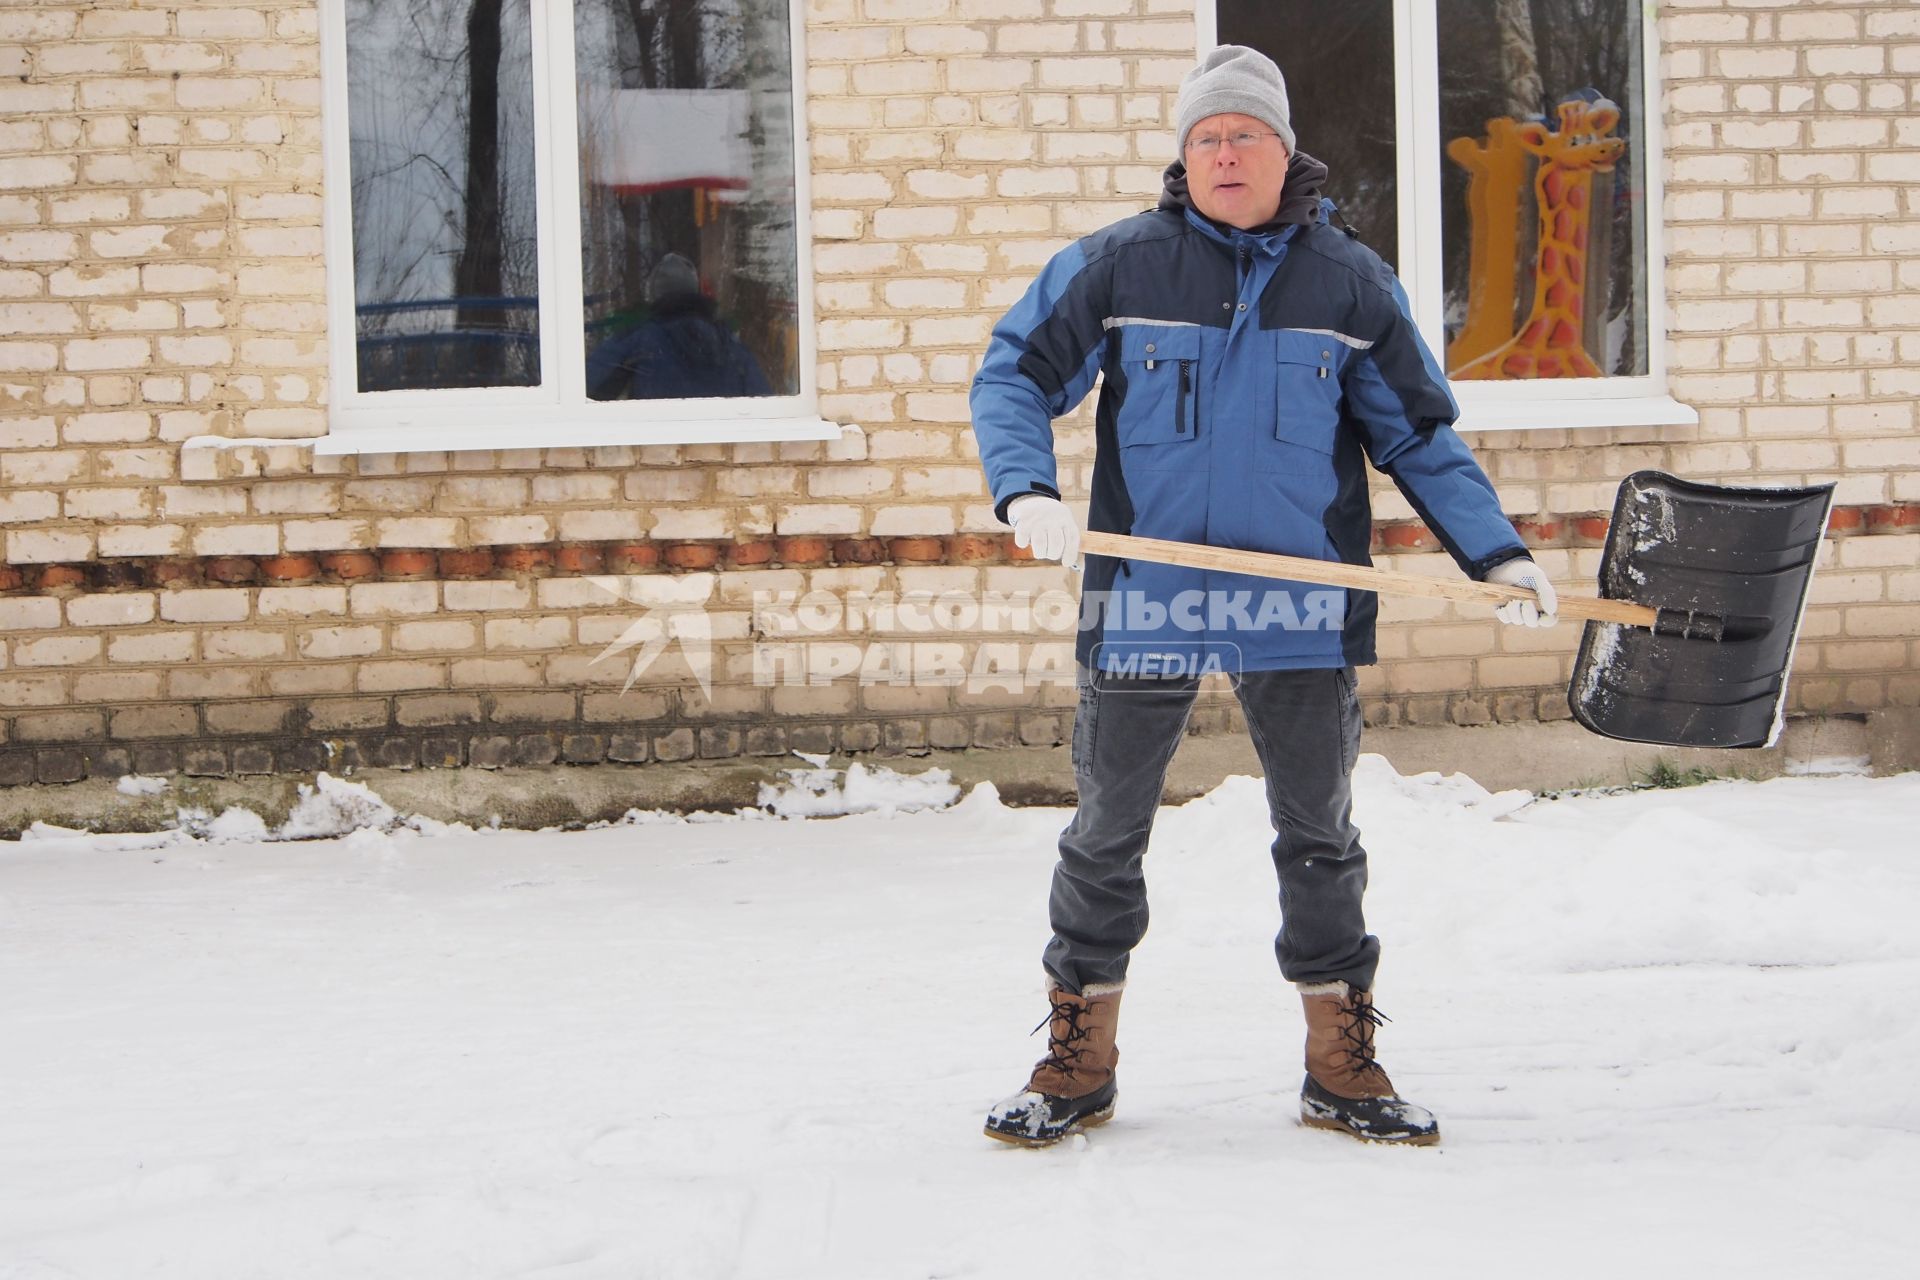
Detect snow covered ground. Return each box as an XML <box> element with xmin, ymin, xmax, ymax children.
<box><xmin>3</xmin><ymin>757</ymin><xmax>1917</xmax><ymax>1279</ymax></box>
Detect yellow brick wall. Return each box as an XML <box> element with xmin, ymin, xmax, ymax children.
<box><xmin>1654</xmin><ymin>0</ymin><xmax>1920</xmax><ymax>713</ymax></box>
<box><xmin>0</xmin><ymin>1</ymin><xmax>1915</xmax><ymax>781</ymax></box>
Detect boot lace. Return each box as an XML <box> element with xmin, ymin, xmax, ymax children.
<box><xmin>1030</xmin><ymin>1000</ymin><xmax>1095</xmax><ymax>1076</ymax></box>
<box><xmin>1340</xmin><ymin>997</ymin><xmax>1391</xmax><ymax>1077</ymax></box>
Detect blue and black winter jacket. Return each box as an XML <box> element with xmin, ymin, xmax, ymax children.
<box><xmin>970</xmin><ymin>153</ymin><xmax>1528</xmax><ymax>674</ymax></box>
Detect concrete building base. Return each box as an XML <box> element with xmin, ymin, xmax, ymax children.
<box><xmin>3</xmin><ymin>711</ymin><xmax>1912</xmax><ymax>840</ymax></box>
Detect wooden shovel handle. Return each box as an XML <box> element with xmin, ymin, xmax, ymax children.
<box><xmin>1079</xmin><ymin>530</ymin><xmax>1659</xmax><ymax>629</ymax></box>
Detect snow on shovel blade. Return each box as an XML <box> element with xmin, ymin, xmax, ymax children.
<box><xmin>1570</xmin><ymin>471</ymin><xmax>1835</xmax><ymax>751</ymax></box>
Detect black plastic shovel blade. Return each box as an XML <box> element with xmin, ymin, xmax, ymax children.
<box><xmin>1569</xmin><ymin>471</ymin><xmax>1835</xmax><ymax>750</ymax></box>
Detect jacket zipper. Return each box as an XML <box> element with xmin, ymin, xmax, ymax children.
<box><xmin>1177</xmin><ymin>360</ymin><xmax>1192</xmax><ymax>435</ymax></box>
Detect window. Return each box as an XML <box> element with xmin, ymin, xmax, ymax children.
<box><xmin>317</xmin><ymin>0</ymin><xmax>832</xmax><ymax>453</ymax></box>
<box><xmin>1205</xmin><ymin>0</ymin><xmax>1693</xmax><ymax>430</ymax></box>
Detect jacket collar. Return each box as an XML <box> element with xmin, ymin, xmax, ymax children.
<box><xmin>1158</xmin><ymin>150</ymin><xmax>1332</xmax><ymax>253</ymax></box>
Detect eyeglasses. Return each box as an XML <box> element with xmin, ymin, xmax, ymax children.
<box><xmin>1184</xmin><ymin>130</ymin><xmax>1283</xmax><ymax>155</ymax></box>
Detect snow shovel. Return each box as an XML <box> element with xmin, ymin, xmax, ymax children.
<box><xmin>1079</xmin><ymin>471</ymin><xmax>1835</xmax><ymax>751</ymax></box>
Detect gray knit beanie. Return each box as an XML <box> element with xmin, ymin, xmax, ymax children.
<box><xmin>1173</xmin><ymin>45</ymin><xmax>1295</xmax><ymax>158</ymax></box>
<box><xmin>647</xmin><ymin>252</ymin><xmax>701</xmax><ymax>305</ymax></box>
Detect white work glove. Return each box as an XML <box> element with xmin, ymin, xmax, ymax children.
<box><xmin>1006</xmin><ymin>494</ymin><xmax>1081</xmax><ymax>570</ymax></box>
<box><xmin>1485</xmin><ymin>557</ymin><xmax>1558</xmax><ymax>627</ymax></box>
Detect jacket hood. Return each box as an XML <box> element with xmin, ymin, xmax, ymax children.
<box><xmin>1157</xmin><ymin>149</ymin><xmax>1331</xmax><ymax>235</ymax></box>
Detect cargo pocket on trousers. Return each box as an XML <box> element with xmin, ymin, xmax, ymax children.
<box><xmin>1071</xmin><ymin>674</ymin><xmax>1101</xmax><ymax>780</ymax></box>
<box><xmin>1333</xmin><ymin>665</ymin><xmax>1361</xmax><ymax>773</ymax></box>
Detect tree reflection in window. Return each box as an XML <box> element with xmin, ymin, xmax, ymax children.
<box><xmin>346</xmin><ymin>0</ymin><xmax>542</xmax><ymax>392</ymax></box>
<box><xmin>1216</xmin><ymin>0</ymin><xmax>1399</xmax><ymax>271</ymax></box>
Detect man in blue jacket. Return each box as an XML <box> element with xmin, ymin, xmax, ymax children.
<box><xmin>973</xmin><ymin>46</ymin><xmax>1558</xmax><ymax>1148</ymax></box>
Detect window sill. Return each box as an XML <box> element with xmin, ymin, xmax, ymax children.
<box><xmin>1450</xmin><ymin>394</ymin><xmax>1699</xmax><ymax>434</ymax></box>
<box><xmin>310</xmin><ymin>415</ymin><xmax>845</xmax><ymax>456</ymax></box>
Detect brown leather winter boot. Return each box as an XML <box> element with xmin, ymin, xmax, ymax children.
<box><xmin>983</xmin><ymin>984</ymin><xmax>1123</xmax><ymax>1146</ymax></box>
<box><xmin>1298</xmin><ymin>982</ymin><xmax>1439</xmax><ymax>1146</ymax></box>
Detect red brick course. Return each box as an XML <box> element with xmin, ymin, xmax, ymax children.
<box><xmin>378</xmin><ymin>549</ymin><xmax>437</xmax><ymax>579</ymax></box>
<box><xmin>554</xmin><ymin>544</ymin><xmax>606</xmax><ymax>574</ymax></box>
<box><xmin>37</xmin><ymin>564</ymin><xmax>89</xmax><ymax>589</ymax></box>
<box><xmin>606</xmin><ymin>542</ymin><xmax>661</xmax><ymax>572</ymax></box>
<box><xmin>259</xmin><ymin>554</ymin><xmax>319</xmax><ymax>583</ymax></box>
<box><xmin>726</xmin><ymin>540</ymin><xmax>775</xmax><ymax>568</ymax></box>
<box><xmin>773</xmin><ymin>536</ymin><xmax>831</xmax><ymax>566</ymax></box>
<box><xmin>662</xmin><ymin>543</ymin><xmax>720</xmax><ymax>571</ymax></box>
<box><xmin>1828</xmin><ymin>507</ymin><xmax>1866</xmax><ymax>533</ymax></box>
<box><xmin>321</xmin><ymin>551</ymin><xmax>379</xmax><ymax>581</ymax></box>
<box><xmin>888</xmin><ymin>537</ymin><xmax>946</xmax><ymax>563</ymax></box>
<box><xmin>832</xmin><ymin>537</ymin><xmax>887</xmax><ymax>565</ymax></box>
<box><xmin>204</xmin><ymin>557</ymin><xmax>258</xmax><ymax>584</ymax></box>
<box><xmin>437</xmin><ymin>549</ymin><xmax>496</xmax><ymax>578</ymax></box>
<box><xmin>495</xmin><ymin>546</ymin><xmax>555</xmax><ymax>574</ymax></box>
<box><xmin>947</xmin><ymin>533</ymin><xmax>1009</xmax><ymax>562</ymax></box>
<box><xmin>2</xmin><ymin>503</ymin><xmax>1910</xmax><ymax>596</ymax></box>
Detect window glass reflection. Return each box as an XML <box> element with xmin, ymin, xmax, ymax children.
<box><xmin>1216</xmin><ymin>0</ymin><xmax>1400</xmax><ymax>270</ymax></box>
<box><xmin>346</xmin><ymin>0</ymin><xmax>542</xmax><ymax>391</ymax></box>
<box><xmin>1439</xmin><ymin>0</ymin><xmax>1648</xmax><ymax>378</ymax></box>
<box><xmin>575</xmin><ymin>0</ymin><xmax>801</xmax><ymax>402</ymax></box>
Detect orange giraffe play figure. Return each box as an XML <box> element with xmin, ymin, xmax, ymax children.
<box><xmin>1451</xmin><ymin>96</ymin><xmax>1626</xmax><ymax>380</ymax></box>
<box><xmin>1444</xmin><ymin>117</ymin><xmax>1531</xmax><ymax>372</ymax></box>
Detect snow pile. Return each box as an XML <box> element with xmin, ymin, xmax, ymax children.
<box><xmin>1351</xmin><ymin>752</ymin><xmax>1535</xmax><ymax>822</ymax></box>
<box><xmin>16</xmin><ymin>773</ymin><xmax>474</xmax><ymax>851</ymax></box>
<box><xmin>1494</xmin><ymin>778</ymin><xmax>1917</xmax><ymax>974</ymax></box>
<box><xmin>277</xmin><ymin>770</ymin><xmax>405</xmax><ymax>839</ymax></box>
<box><xmin>114</xmin><ymin>774</ymin><xmax>169</xmax><ymax>797</ymax></box>
<box><xmin>18</xmin><ymin>760</ymin><xmax>969</xmax><ymax>852</ymax></box>
<box><xmin>273</xmin><ymin>773</ymin><xmax>471</xmax><ymax>841</ymax></box>
<box><xmin>15</xmin><ymin>822</ymin><xmax>190</xmax><ymax>851</ymax></box>
<box><xmin>206</xmin><ymin>807</ymin><xmax>270</xmax><ymax>843</ymax></box>
<box><xmin>167</xmin><ymin>804</ymin><xmax>281</xmax><ymax>845</ymax></box>
<box><xmin>164</xmin><ymin>772</ymin><xmax>460</xmax><ymax>845</ymax></box>
<box><xmin>756</xmin><ymin>752</ymin><xmax>962</xmax><ymax>818</ymax></box>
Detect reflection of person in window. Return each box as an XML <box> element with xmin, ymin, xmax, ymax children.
<box><xmin>586</xmin><ymin>254</ymin><xmax>771</xmax><ymax>401</ymax></box>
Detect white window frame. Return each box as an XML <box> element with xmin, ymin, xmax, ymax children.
<box><xmin>1198</xmin><ymin>1</ymin><xmax>1696</xmax><ymax>432</ymax></box>
<box><xmin>314</xmin><ymin>0</ymin><xmax>838</xmax><ymax>454</ymax></box>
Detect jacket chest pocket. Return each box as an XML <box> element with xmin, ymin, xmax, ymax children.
<box><xmin>1115</xmin><ymin>325</ymin><xmax>1201</xmax><ymax>457</ymax></box>
<box><xmin>1269</xmin><ymin>330</ymin><xmax>1345</xmax><ymax>459</ymax></box>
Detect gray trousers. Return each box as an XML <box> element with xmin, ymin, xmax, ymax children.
<box><xmin>1043</xmin><ymin>665</ymin><xmax>1380</xmax><ymax>994</ymax></box>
